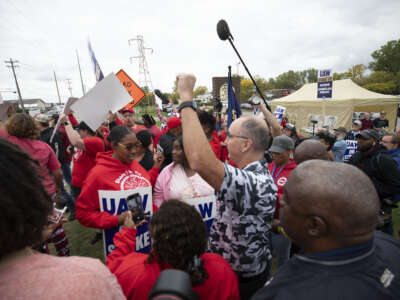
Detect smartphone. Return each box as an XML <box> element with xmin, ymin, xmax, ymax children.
<box><xmin>126</xmin><ymin>193</ymin><xmax>145</xmax><ymax>224</ymax></box>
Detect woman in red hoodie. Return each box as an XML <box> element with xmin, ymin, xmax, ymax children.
<box><xmin>267</xmin><ymin>135</ymin><xmax>297</xmax><ymax>268</ymax></box>
<box><xmin>75</xmin><ymin>125</ymin><xmax>153</xmax><ymax>256</ymax></box>
<box><xmin>107</xmin><ymin>200</ymin><xmax>240</xmax><ymax>300</ymax></box>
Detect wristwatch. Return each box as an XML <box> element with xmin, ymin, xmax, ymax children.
<box><xmin>178</xmin><ymin>101</ymin><xmax>197</xmax><ymax>113</ymax></box>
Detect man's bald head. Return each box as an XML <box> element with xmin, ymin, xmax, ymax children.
<box><xmin>237</xmin><ymin>116</ymin><xmax>271</xmax><ymax>152</ymax></box>
<box><xmin>281</xmin><ymin>160</ymin><xmax>380</xmax><ymax>251</ymax></box>
<box><xmin>294</xmin><ymin>139</ymin><xmax>329</xmax><ymax>165</ymax></box>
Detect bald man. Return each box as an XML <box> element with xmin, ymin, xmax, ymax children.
<box><xmin>294</xmin><ymin>139</ymin><xmax>329</xmax><ymax>165</ymax></box>
<box><xmin>176</xmin><ymin>74</ymin><xmax>277</xmax><ymax>300</ymax></box>
<box><xmin>253</xmin><ymin>160</ymin><xmax>400</xmax><ymax>300</ymax></box>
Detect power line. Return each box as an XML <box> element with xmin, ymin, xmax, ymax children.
<box><xmin>5</xmin><ymin>58</ymin><xmax>25</xmax><ymax>111</ymax></box>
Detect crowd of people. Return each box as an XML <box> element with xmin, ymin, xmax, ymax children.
<box><xmin>0</xmin><ymin>73</ymin><xmax>400</xmax><ymax>300</ymax></box>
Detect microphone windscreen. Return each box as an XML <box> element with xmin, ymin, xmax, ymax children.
<box><xmin>217</xmin><ymin>19</ymin><xmax>230</xmax><ymax>41</ymax></box>
<box><xmin>154</xmin><ymin>89</ymin><xmax>163</xmax><ymax>98</ymax></box>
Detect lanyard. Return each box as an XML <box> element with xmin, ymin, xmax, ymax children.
<box><xmin>271</xmin><ymin>164</ymin><xmax>285</xmax><ymax>180</ymax></box>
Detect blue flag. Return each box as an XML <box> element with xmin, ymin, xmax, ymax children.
<box><xmin>88</xmin><ymin>40</ymin><xmax>104</xmax><ymax>82</ymax></box>
<box><xmin>227</xmin><ymin>66</ymin><xmax>241</xmax><ymax>128</ymax></box>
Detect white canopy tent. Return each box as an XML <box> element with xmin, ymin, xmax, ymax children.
<box><xmin>271</xmin><ymin>79</ymin><xmax>400</xmax><ymax>132</ymax></box>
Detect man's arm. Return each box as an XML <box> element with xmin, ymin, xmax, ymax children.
<box><xmin>258</xmin><ymin>103</ymin><xmax>282</xmax><ymax>138</ymax></box>
<box><xmin>52</xmin><ymin>168</ymin><xmax>63</xmax><ymax>196</ymax></box>
<box><xmin>177</xmin><ymin>74</ymin><xmax>225</xmax><ymax>191</ymax></box>
<box><xmin>60</xmin><ymin>114</ymin><xmax>85</xmax><ymax>150</ymax></box>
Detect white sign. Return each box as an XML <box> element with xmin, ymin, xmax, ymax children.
<box><xmin>71</xmin><ymin>73</ymin><xmax>132</xmax><ymax>131</ymax></box>
<box><xmin>273</xmin><ymin>106</ymin><xmax>286</xmax><ymax>123</ymax></box>
<box><xmin>185</xmin><ymin>195</ymin><xmax>216</xmax><ymax>232</ymax></box>
<box><xmin>50</xmin><ymin>97</ymin><xmax>79</xmax><ymax>143</ymax></box>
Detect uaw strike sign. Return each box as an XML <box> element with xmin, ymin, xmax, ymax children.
<box><xmin>185</xmin><ymin>195</ymin><xmax>216</xmax><ymax>233</ymax></box>
<box><xmin>116</xmin><ymin>69</ymin><xmax>146</xmax><ymax>108</ymax></box>
<box><xmin>317</xmin><ymin>69</ymin><xmax>333</xmax><ymax>99</ymax></box>
<box><xmin>99</xmin><ymin>186</ymin><xmax>152</xmax><ymax>258</ymax></box>
<box><xmin>344</xmin><ymin>140</ymin><xmax>358</xmax><ymax>162</ymax></box>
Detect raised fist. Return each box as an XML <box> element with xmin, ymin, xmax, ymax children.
<box><xmin>176</xmin><ymin>73</ymin><xmax>196</xmax><ymax>102</ymax></box>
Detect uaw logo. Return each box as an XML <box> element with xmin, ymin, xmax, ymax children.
<box><xmin>114</xmin><ymin>170</ymin><xmax>150</xmax><ymax>190</ymax></box>
<box><xmin>277</xmin><ymin>177</ymin><xmax>287</xmax><ymax>187</ymax></box>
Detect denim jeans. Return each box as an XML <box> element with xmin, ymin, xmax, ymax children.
<box><xmin>61</xmin><ymin>184</ymin><xmax>75</xmax><ymax>217</ymax></box>
<box><xmin>62</xmin><ymin>162</ymin><xmax>72</xmax><ymax>189</ymax></box>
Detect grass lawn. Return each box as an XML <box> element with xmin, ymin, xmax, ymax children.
<box><xmin>53</xmin><ymin>206</ymin><xmax>400</xmax><ymax>269</ymax></box>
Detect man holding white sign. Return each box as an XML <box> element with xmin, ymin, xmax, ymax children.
<box><xmin>176</xmin><ymin>73</ymin><xmax>277</xmax><ymax>300</ymax></box>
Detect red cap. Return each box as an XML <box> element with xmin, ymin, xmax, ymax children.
<box><xmin>167</xmin><ymin>117</ymin><xmax>181</xmax><ymax>130</ymax></box>
<box><xmin>121</xmin><ymin>107</ymin><xmax>134</xmax><ymax>114</ymax></box>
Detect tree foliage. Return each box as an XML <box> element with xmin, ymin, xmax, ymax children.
<box><xmin>193</xmin><ymin>85</ymin><xmax>208</xmax><ymax>98</ymax></box>
<box><xmin>369</xmin><ymin>39</ymin><xmax>400</xmax><ymax>73</ymax></box>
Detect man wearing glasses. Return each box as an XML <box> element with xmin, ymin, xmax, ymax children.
<box><xmin>176</xmin><ymin>74</ymin><xmax>277</xmax><ymax>300</ymax></box>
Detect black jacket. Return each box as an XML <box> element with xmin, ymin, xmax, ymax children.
<box><xmin>39</xmin><ymin>127</ymin><xmax>65</xmax><ymax>164</ymax></box>
<box><xmin>347</xmin><ymin>144</ymin><xmax>400</xmax><ymax>200</ymax></box>
<box><xmin>252</xmin><ymin>231</ymin><xmax>400</xmax><ymax>300</ymax></box>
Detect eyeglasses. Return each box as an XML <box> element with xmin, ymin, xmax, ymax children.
<box><xmin>226</xmin><ymin>131</ymin><xmax>249</xmax><ymax>140</ymax></box>
<box><xmin>118</xmin><ymin>142</ymin><xmax>141</xmax><ymax>151</ymax></box>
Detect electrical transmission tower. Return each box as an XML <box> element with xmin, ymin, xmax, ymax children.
<box><xmin>4</xmin><ymin>58</ymin><xmax>25</xmax><ymax>111</ymax></box>
<box><xmin>128</xmin><ymin>35</ymin><xmax>153</xmax><ymax>92</ymax></box>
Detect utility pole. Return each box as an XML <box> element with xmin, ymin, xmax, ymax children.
<box><xmin>53</xmin><ymin>71</ymin><xmax>62</xmax><ymax>104</ymax></box>
<box><xmin>128</xmin><ymin>35</ymin><xmax>153</xmax><ymax>106</ymax></box>
<box><xmin>5</xmin><ymin>58</ymin><xmax>25</xmax><ymax>112</ymax></box>
<box><xmin>76</xmin><ymin>49</ymin><xmax>86</xmax><ymax>96</ymax></box>
<box><xmin>65</xmin><ymin>79</ymin><xmax>73</xmax><ymax>97</ymax></box>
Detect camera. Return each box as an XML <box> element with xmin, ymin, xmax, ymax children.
<box><xmin>126</xmin><ymin>193</ymin><xmax>145</xmax><ymax>224</ymax></box>
<box><xmin>213</xmin><ymin>97</ymin><xmax>222</xmax><ymax>113</ymax></box>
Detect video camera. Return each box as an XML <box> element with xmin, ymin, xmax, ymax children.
<box><xmin>149</xmin><ymin>269</ymin><xmax>198</xmax><ymax>300</ymax></box>
<box><xmin>213</xmin><ymin>97</ymin><xmax>223</xmax><ymax>113</ymax></box>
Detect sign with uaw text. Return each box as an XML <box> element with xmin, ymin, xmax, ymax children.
<box><xmin>273</xmin><ymin>106</ymin><xmax>286</xmax><ymax>123</ymax></box>
<box><xmin>185</xmin><ymin>195</ymin><xmax>216</xmax><ymax>233</ymax></box>
<box><xmin>344</xmin><ymin>140</ymin><xmax>358</xmax><ymax>162</ymax></box>
<box><xmin>317</xmin><ymin>69</ymin><xmax>333</xmax><ymax>99</ymax></box>
<box><xmin>99</xmin><ymin>186</ymin><xmax>152</xmax><ymax>257</ymax></box>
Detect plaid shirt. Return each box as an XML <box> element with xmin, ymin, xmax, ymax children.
<box><xmin>209</xmin><ymin>159</ymin><xmax>277</xmax><ymax>277</ymax></box>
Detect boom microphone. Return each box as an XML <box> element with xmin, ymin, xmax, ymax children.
<box><xmin>217</xmin><ymin>19</ymin><xmax>232</xmax><ymax>41</ymax></box>
<box><xmin>216</xmin><ymin>19</ymin><xmax>271</xmax><ymax>111</ymax></box>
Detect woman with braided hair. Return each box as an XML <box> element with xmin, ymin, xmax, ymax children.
<box><xmin>107</xmin><ymin>200</ymin><xmax>239</xmax><ymax>300</ymax></box>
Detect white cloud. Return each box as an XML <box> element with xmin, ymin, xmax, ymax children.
<box><xmin>0</xmin><ymin>0</ymin><xmax>399</xmax><ymax>102</ymax></box>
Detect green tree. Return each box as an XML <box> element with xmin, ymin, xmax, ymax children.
<box><xmin>193</xmin><ymin>85</ymin><xmax>208</xmax><ymax>98</ymax></box>
<box><xmin>348</xmin><ymin>64</ymin><xmax>367</xmax><ymax>80</ymax></box>
<box><xmin>305</xmin><ymin>68</ymin><xmax>318</xmax><ymax>83</ymax></box>
<box><xmin>362</xmin><ymin>82</ymin><xmax>398</xmax><ymax>94</ymax></box>
<box><xmin>333</xmin><ymin>71</ymin><xmax>352</xmax><ymax>80</ymax></box>
<box><xmin>369</xmin><ymin>39</ymin><xmax>400</xmax><ymax>73</ymax></box>
<box><xmin>274</xmin><ymin>70</ymin><xmax>305</xmax><ymax>90</ymax></box>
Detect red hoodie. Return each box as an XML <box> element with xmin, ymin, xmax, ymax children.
<box><xmin>107</xmin><ymin>227</ymin><xmax>240</xmax><ymax>300</ymax></box>
<box><xmin>75</xmin><ymin>151</ymin><xmax>151</xmax><ymax>229</ymax></box>
<box><xmin>210</xmin><ymin>130</ymin><xmax>221</xmax><ymax>159</ymax></box>
<box><xmin>267</xmin><ymin>159</ymin><xmax>297</xmax><ymax>219</ymax></box>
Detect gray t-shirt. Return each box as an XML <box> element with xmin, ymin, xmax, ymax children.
<box><xmin>209</xmin><ymin>159</ymin><xmax>277</xmax><ymax>277</ymax></box>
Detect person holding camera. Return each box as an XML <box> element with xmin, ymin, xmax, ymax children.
<box><xmin>0</xmin><ymin>139</ymin><xmax>125</xmax><ymax>300</ymax></box>
<box><xmin>107</xmin><ymin>200</ymin><xmax>239</xmax><ymax>300</ymax></box>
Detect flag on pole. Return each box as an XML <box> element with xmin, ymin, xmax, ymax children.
<box><xmin>88</xmin><ymin>40</ymin><xmax>104</xmax><ymax>82</ymax></box>
<box><xmin>227</xmin><ymin>66</ymin><xmax>241</xmax><ymax>128</ymax></box>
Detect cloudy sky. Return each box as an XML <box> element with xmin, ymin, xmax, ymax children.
<box><xmin>1</xmin><ymin>0</ymin><xmax>399</xmax><ymax>103</ymax></box>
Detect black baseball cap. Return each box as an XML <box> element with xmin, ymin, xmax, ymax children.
<box><xmin>356</xmin><ymin>129</ymin><xmax>380</xmax><ymax>141</ymax></box>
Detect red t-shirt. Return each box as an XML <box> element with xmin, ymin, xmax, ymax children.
<box><xmin>71</xmin><ymin>137</ymin><xmax>105</xmax><ymax>187</ymax></box>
